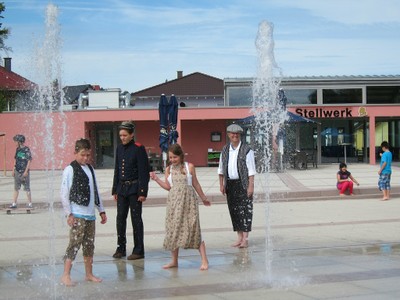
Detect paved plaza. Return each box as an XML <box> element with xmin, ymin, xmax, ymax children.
<box><xmin>0</xmin><ymin>163</ymin><xmax>400</xmax><ymax>299</ymax></box>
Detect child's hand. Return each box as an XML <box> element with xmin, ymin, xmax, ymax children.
<box><xmin>149</xmin><ymin>171</ymin><xmax>157</xmax><ymax>180</ymax></box>
<box><xmin>202</xmin><ymin>198</ymin><xmax>211</xmax><ymax>206</ymax></box>
<box><xmin>67</xmin><ymin>214</ymin><xmax>75</xmax><ymax>227</ymax></box>
<box><xmin>100</xmin><ymin>213</ymin><xmax>107</xmax><ymax>224</ymax></box>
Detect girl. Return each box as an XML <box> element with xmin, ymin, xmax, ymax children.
<box><xmin>337</xmin><ymin>162</ymin><xmax>359</xmax><ymax>196</ymax></box>
<box><xmin>150</xmin><ymin>144</ymin><xmax>210</xmax><ymax>270</ymax></box>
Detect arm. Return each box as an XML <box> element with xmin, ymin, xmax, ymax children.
<box><xmin>112</xmin><ymin>148</ymin><xmax>119</xmax><ymax>198</ymax></box>
<box><xmin>190</xmin><ymin>163</ymin><xmax>210</xmax><ymax>206</ymax></box>
<box><xmin>217</xmin><ymin>153</ymin><xmax>225</xmax><ymax>195</ymax></box>
<box><xmin>219</xmin><ymin>174</ymin><xmax>225</xmax><ymax>195</ymax></box>
<box><xmin>246</xmin><ymin>150</ymin><xmax>256</xmax><ymax>198</ymax></box>
<box><xmin>336</xmin><ymin>173</ymin><xmax>342</xmax><ymax>183</ymax></box>
<box><xmin>349</xmin><ymin>175</ymin><xmax>359</xmax><ymax>185</ymax></box>
<box><xmin>337</xmin><ymin>172</ymin><xmax>349</xmax><ymax>183</ymax></box>
<box><xmin>378</xmin><ymin>162</ymin><xmax>387</xmax><ymax>175</ymax></box>
<box><xmin>247</xmin><ymin>175</ymin><xmax>254</xmax><ymax>199</ymax></box>
<box><xmin>150</xmin><ymin>167</ymin><xmax>171</xmax><ymax>191</ymax></box>
<box><xmin>23</xmin><ymin>159</ymin><xmax>31</xmax><ymax>177</ymax></box>
<box><xmin>60</xmin><ymin>166</ymin><xmax>73</xmax><ymax>217</ymax></box>
<box><xmin>137</xmin><ymin>145</ymin><xmax>150</xmax><ymax>201</ymax></box>
<box><xmin>12</xmin><ymin>158</ymin><xmax>16</xmax><ymax>177</ymax></box>
<box><xmin>93</xmin><ymin>168</ymin><xmax>107</xmax><ymax>217</ymax></box>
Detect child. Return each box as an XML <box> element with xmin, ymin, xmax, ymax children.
<box><xmin>337</xmin><ymin>162</ymin><xmax>359</xmax><ymax>196</ymax></box>
<box><xmin>60</xmin><ymin>138</ymin><xmax>107</xmax><ymax>286</ymax></box>
<box><xmin>378</xmin><ymin>141</ymin><xmax>392</xmax><ymax>201</ymax></box>
<box><xmin>10</xmin><ymin>134</ymin><xmax>33</xmax><ymax>209</ymax></box>
<box><xmin>150</xmin><ymin>143</ymin><xmax>211</xmax><ymax>270</ymax></box>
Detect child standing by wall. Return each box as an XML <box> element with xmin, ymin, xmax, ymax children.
<box><xmin>60</xmin><ymin>139</ymin><xmax>107</xmax><ymax>286</ymax></box>
<box><xmin>336</xmin><ymin>162</ymin><xmax>359</xmax><ymax>196</ymax></box>
<box><xmin>378</xmin><ymin>141</ymin><xmax>392</xmax><ymax>201</ymax></box>
<box><xmin>150</xmin><ymin>143</ymin><xmax>210</xmax><ymax>270</ymax></box>
<box><xmin>10</xmin><ymin>134</ymin><xmax>33</xmax><ymax>209</ymax></box>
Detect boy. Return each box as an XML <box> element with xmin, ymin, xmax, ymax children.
<box><xmin>378</xmin><ymin>141</ymin><xmax>392</xmax><ymax>201</ymax></box>
<box><xmin>10</xmin><ymin>134</ymin><xmax>32</xmax><ymax>209</ymax></box>
<box><xmin>60</xmin><ymin>138</ymin><xmax>107</xmax><ymax>286</ymax></box>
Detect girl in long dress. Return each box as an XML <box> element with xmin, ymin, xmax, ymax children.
<box><xmin>150</xmin><ymin>144</ymin><xmax>210</xmax><ymax>270</ymax></box>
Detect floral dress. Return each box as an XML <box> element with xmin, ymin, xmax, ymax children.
<box><xmin>163</xmin><ymin>162</ymin><xmax>202</xmax><ymax>250</ymax></box>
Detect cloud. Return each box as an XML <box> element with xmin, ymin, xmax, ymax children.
<box><xmin>269</xmin><ymin>0</ymin><xmax>400</xmax><ymax>25</ymax></box>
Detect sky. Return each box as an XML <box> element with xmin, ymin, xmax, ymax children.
<box><xmin>3</xmin><ymin>0</ymin><xmax>400</xmax><ymax>92</ymax></box>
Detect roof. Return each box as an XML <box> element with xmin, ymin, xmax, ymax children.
<box><xmin>0</xmin><ymin>66</ymin><xmax>35</xmax><ymax>91</ymax></box>
<box><xmin>225</xmin><ymin>75</ymin><xmax>400</xmax><ymax>87</ymax></box>
<box><xmin>132</xmin><ymin>72</ymin><xmax>223</xmax><ymax>97</ymax></box>
<box><xmin>63</xmin><ymin>84</ymin><xmax>92</xmax><ymax>104</ymax></box>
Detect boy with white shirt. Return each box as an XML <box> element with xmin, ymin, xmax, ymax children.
<box><xmin>60</xmin><ymin>138</ymin><xmax>107</xmax><ymax>286</ymax></box>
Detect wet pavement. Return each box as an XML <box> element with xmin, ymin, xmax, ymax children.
<box><xmin>1</xmin><ymin>164</ymin><xmax>400</xmax><ymax>299</ymax></box>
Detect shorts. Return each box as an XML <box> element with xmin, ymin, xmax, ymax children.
<box><xmin>378</xmin><ymin>173</ymin><xmax>391</xmax><ymax>191</ymax></box>
<box><xmin>63</xmin><ymin>218</ymin><xmax>96</xmax><ymax>261</ymax></box>
<box><xmin>14</xmin><ymin>171</ymin><xmax>31</xmax><ymax>192</ymax></box>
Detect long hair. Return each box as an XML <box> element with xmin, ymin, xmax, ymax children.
<box><xmin>168</xmin><ymin>143</ymin><xmax>186</xmax><ymax>174</ymax></box>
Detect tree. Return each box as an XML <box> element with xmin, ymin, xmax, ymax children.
<box><xmin>0</xmin><ymin>2</ymin><xmax>10</xmax><ymax>53</ymax></box>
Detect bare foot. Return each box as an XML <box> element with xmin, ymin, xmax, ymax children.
<box><xmin>60</xmin><ymin>275</ymin><xmax>75</xmax><ymax>287</ymax></box>
<box><xmin>200</xmin><ymin>260</ymin><xmax>209</xmax><ymax>271</ymax></box>
<box><xmin>231</xmin><ymin>241</ymin><xmax>241</xmax><ymax>247</ymax></box>
<box><xmin>380</xmin><ymin>198</ymin><xmax>389</xmax><ymax>201</ymax></box>
<box><xmin>163</xmin><ymin>262</ymin><xmax>178</xmax><ymax>269</ymax></box>
<box><xmin>85</xmin><ymin>274</ymin><xmax>102</xmax><ymax>283</ymax></box>
<box><xmin>239</xmin><ymin>240</ymin><xmax>248</xmax><ymax>248</ymax></box>
<box><xmin>339</xmin><ymin>194</ymin><xmax>345</xmax><ymax>197</ymax></box>
<box><xmin>350</xmin><ymin>193</ymin><xmax>354</xmax><ymax>196</ymax></box>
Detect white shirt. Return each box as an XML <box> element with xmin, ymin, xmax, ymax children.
<box><xmin>217</xmin><ymin>142</ymin><xmax>256</xmax><ymax>178</ymax></box>
<box><xmin>167</xmin><ymin>162</ymin><xmax>192</xmax><ymax>186</ymax></box>
<box><xmin>60</xmin><ymin>164</ymin><xmax>105</xmax><ymax>218</ymax></box>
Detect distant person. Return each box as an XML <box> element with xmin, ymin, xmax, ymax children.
<box><xmin>9</xmin><ymin>134</ymin><xmax>32</xmax><ymax>209</ymax></box>
<box><xmin>218</xmin><ymin>124</ymin><xmax>256</xmax><ymax>248</ymax></box>
<box><xmin>378</xmin><ymin>141</ymin><xmax>392</xmax><ymax>201</ymax></box>
<box><xmin>336</xmin><ymin>162</ymin><xmax>359</xmax><ymax>196</ymax></box>
<box><xmin>60</xmin><ymin>138</ymin><xmax>107</xmax><ymax>286</ymax></box>
<box><xmin>150</xmin><ymin>143</ymin><xmax>210</xmax><ymax>270</ymax></box>
<box><xmin>112</xmin><ymin>121</ymin><xmax>150</xmax><ymax>260</ymax></box>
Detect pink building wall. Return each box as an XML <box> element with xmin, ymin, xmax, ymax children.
<box><xmin>3</xmin><ymin>104</ymin><xmax>396</xmax><ymax>171</ymax></box>
<box><xmin>0</xmin><ymin>107</ymin><xmax>251</xmax><ymax>171</ymax></box>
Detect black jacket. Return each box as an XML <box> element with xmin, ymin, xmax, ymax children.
<box><xmin>112</xmin><ymin>141</ymin><xmax>150</xmax><ymax>197</ymax></box>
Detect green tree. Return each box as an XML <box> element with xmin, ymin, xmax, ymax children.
<box><xmin>0</xmin><ymin>3</ymin><xmax>10</xmax><ymax>112</ymax></box>
<box><xmin>0</xmin><ymin>2</ymin><xmax>10</xmax><ymax>53</ymax></box>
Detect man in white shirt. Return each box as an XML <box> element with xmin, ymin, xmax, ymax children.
<box><xmin>218</xmin><ymin>124</ymin><xmax>256</xmax><ymax>248</ymax></box>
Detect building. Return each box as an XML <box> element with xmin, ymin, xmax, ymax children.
<box><xmin>225</xmin><ymin>75</ymin><xmax>400</xmax><ymax>165</ymax></box>
<box><xmin>1</xmin><ymin>69</ymin><xmax>399</xmax><ymax>171</ymax></box>
<box><xmin>0</xmin><ymin>57</ymin><xmax>36</xmax><ymax>111</ymax></box>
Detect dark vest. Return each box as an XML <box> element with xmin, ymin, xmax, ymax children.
<box><xmin>221</xmin><ymin>143</ymin><xmax>252</xmax><ymax>190</ymax></box>
<box><xmin>69</xmin><ymin>160</ymin><xmax>100</xmax><ymax>207</ymax></box>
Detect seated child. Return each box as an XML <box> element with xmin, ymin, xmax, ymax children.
<box><xmin>337</xmin><ymin>162</ymin><xmax>359</xmax><ymax>196</ymax></box>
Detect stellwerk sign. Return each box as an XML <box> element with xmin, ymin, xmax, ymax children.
<box><xmin>295</xmin><ymin>107</ymin><xmax>368</xmax><ymax>118</ymax></box>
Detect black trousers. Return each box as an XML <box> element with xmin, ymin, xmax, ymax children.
<box><xmin>116</xmin><ymin>193</ymin><xmax>144</xmax><ymax>255</ymax></box>
<box><xmin>226</xmin><ymin>179</ymin><xmax>253</xmax><ymax>232</ymax></box>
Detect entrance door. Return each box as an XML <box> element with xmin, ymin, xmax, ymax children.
<box><xmin>96</xmin><ymin>124</ymin><xmax>115</xmax><ymax>168</ymax></box>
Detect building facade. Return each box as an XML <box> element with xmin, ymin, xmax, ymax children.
<box><xmin>1</xmin><ymin>70</ymin><xmax>399</xmax><ymax>171</ymax></box>
<box><xmin>225</xmin><ymin>75</ymin><xmax>400</xmax><ymax>165</ymax></box>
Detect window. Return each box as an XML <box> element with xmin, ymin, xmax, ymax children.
<box><xmin>226</xmin><ymin>86</ymin><xmax>252</xmax><ymax>106</ymax></box>
<box><xmin>284</xmin><ymin>89</ymin><xmax>317</xmax><ymax>105</ymax></box>
<box><xmin>367</xmin><ymin>86</ymin><xmax>400</xmax><ymax>104</ymax></box>
<box><xmin>323</xmin><ymin>88</ymin><xmax>362</xmax><ymax>104</ymax></box>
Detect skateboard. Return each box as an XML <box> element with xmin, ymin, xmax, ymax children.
<box><xmin>6</xmin><ymin>207</ymin><xmax>34</xmax><ymax>215</ymax></box>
